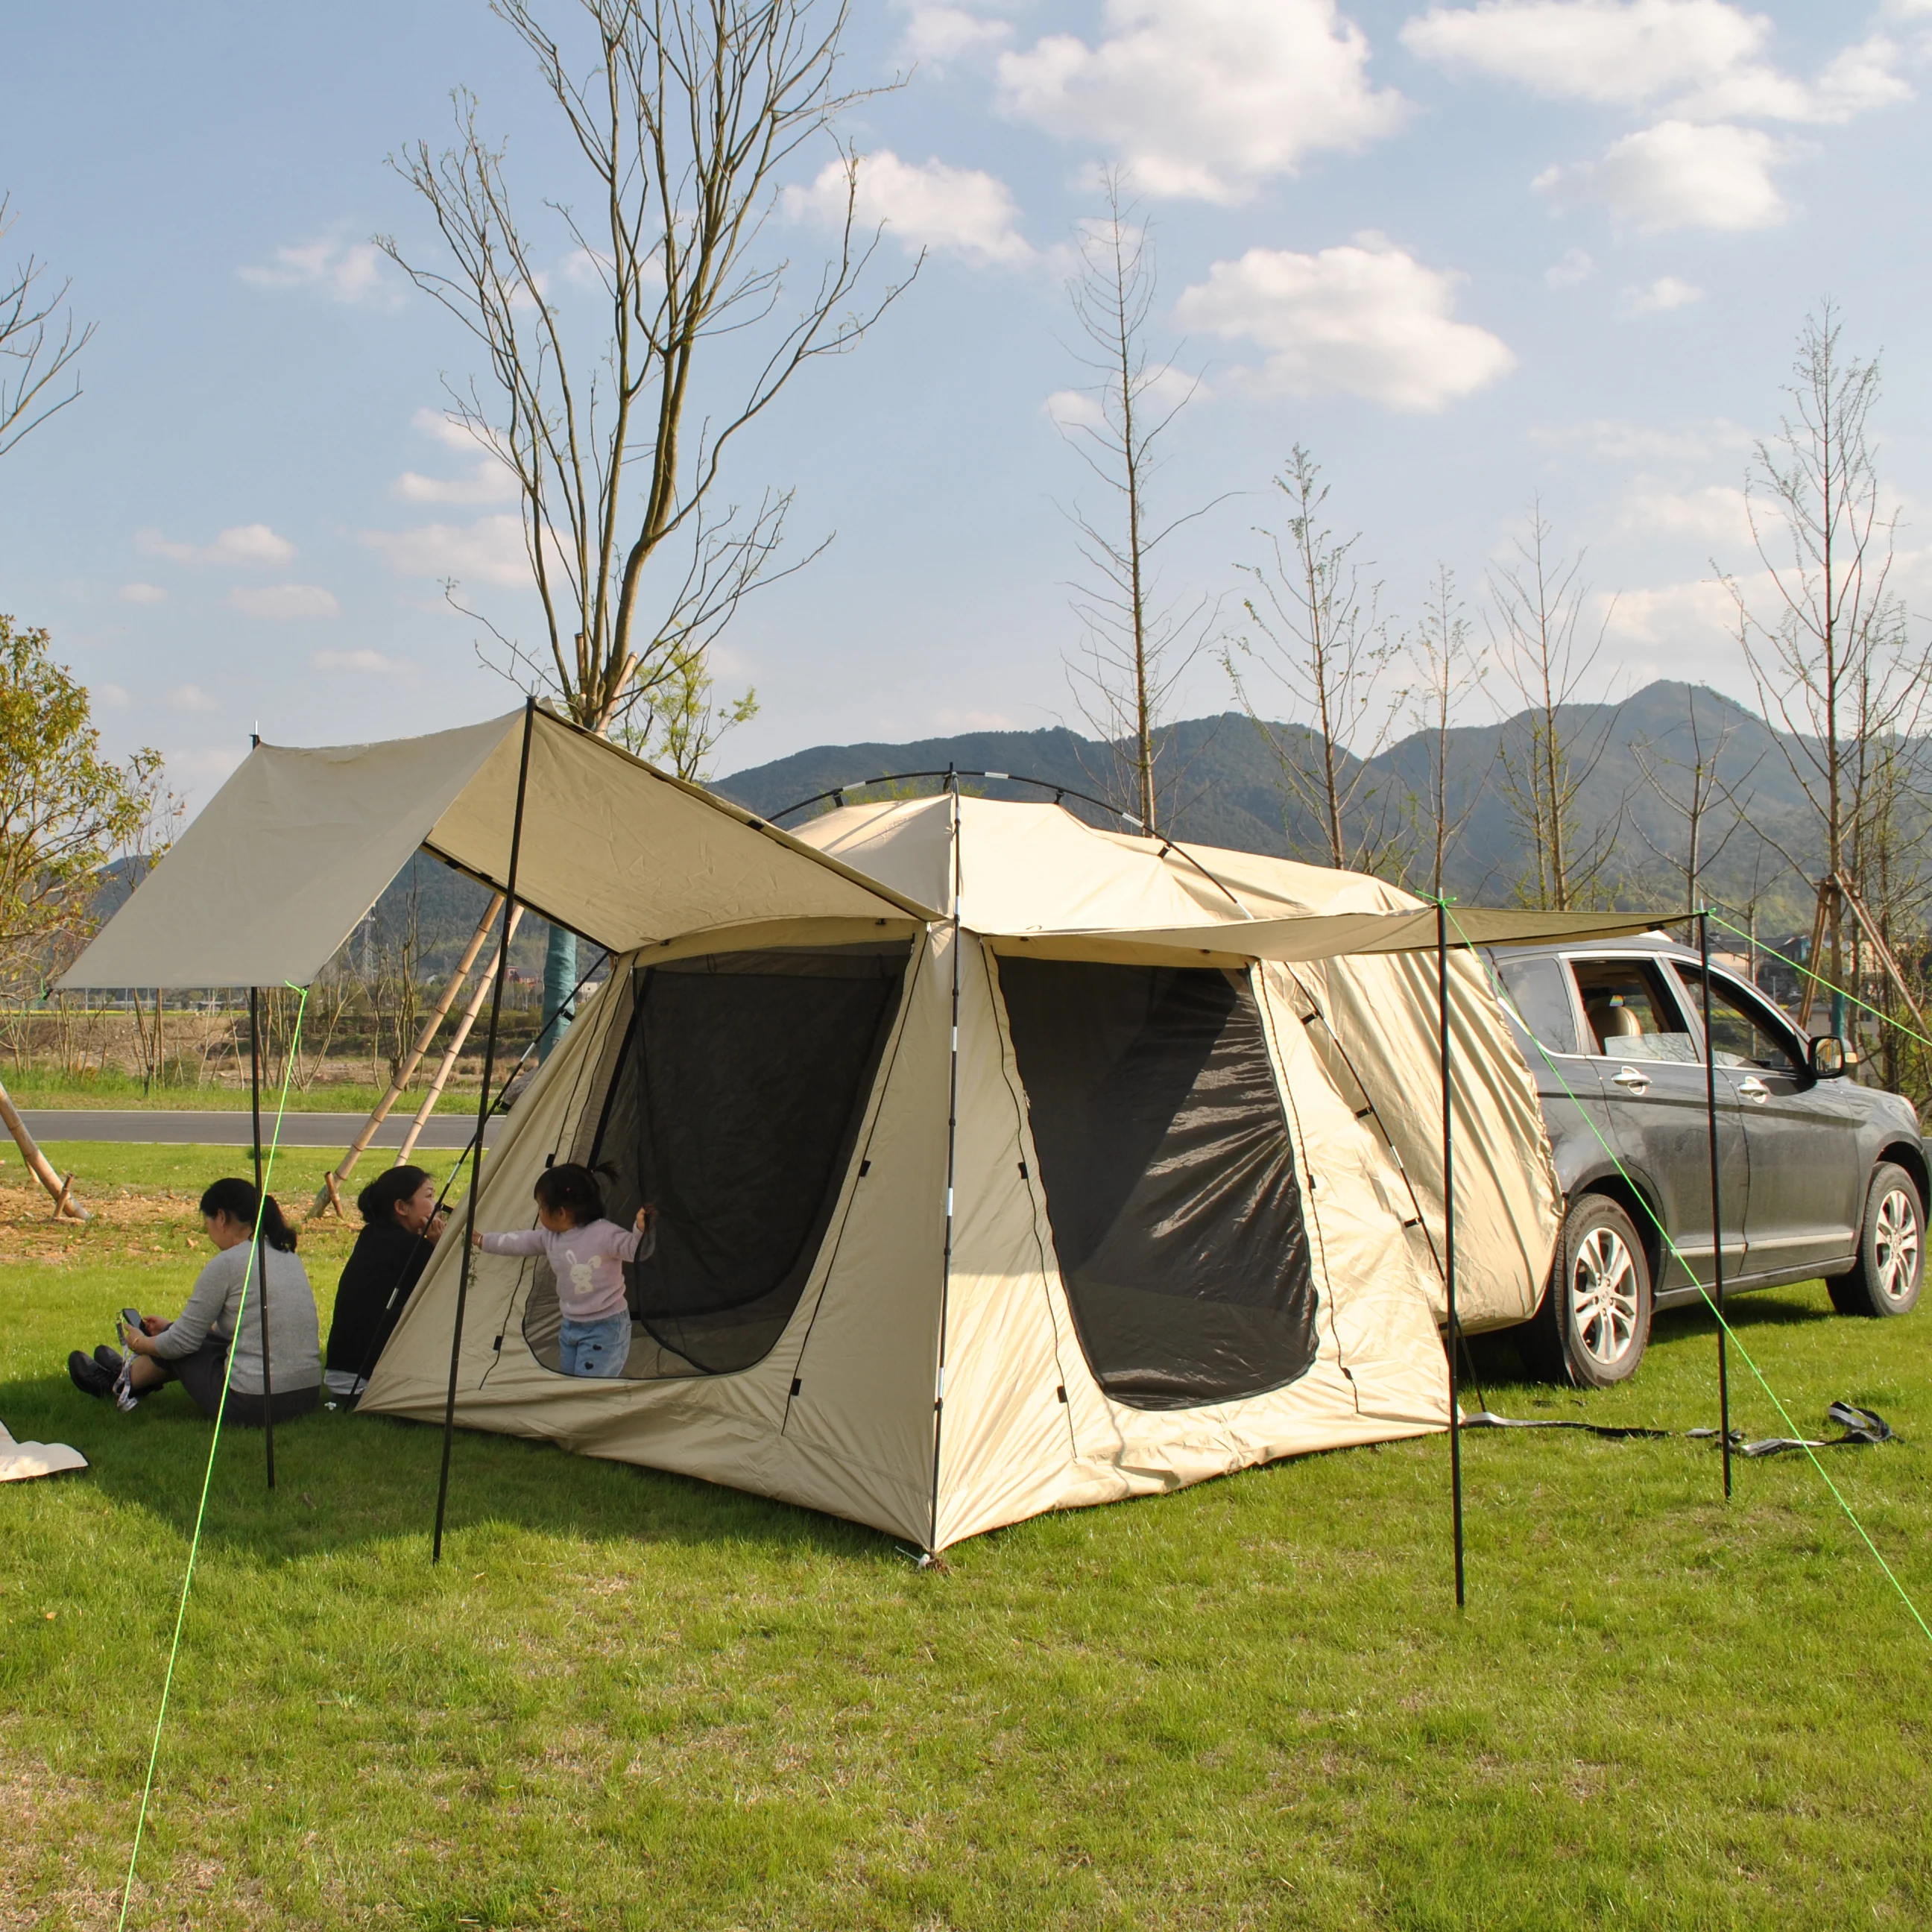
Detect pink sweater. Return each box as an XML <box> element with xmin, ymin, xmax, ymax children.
<box><xmin>480</xmin><ymin>1217</ymin><xmax>652</xmax><ymax>1321</ymax></box>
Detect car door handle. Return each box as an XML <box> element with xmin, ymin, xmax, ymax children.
<box><xmin>1738</xmin><ymin>1076</ymin><xmax>1770</xmax><ymax>1104</ymax></box>
<box><xmin>1611</xmin><ymin>1065</ymin><xmax>1650</xmax><ymax>1093</ymax></box>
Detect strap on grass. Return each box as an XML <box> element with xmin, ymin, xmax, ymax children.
<box><xmin>1443</xmin><ymin>903</ymin><xmax>1932</xmax><ymax>1649</ymax></box>
<box><xmin>118</xmin><ymin>985</ymin><xmax>309</xmax><ymax>1929</ymax></box>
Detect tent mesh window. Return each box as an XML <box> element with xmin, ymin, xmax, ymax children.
<box><xmin>997</xmin><ymin>956</ymin><xmax>1319</xmax><ymax>1411</ymax></box>
<box><xmin>523</xmin><ymin>943</ymin><xmax>908</xmax><ymax>1378</ymax></box>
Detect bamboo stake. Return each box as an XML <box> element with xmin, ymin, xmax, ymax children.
<box><xmin>312</xmin><ymin>895</ymin><xmax>506</xmax><ymax>1213</ymax></box>
<box><xmin>0</xmin><ymin>1075</ymin><xmax>87</xmax><ymax>1219</ymax></box>
<box><xmin>396</xmin><ymin>905</ymin><xmax>525</xmax><ymax>1167</ymax></box>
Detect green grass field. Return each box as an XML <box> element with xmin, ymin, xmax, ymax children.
<box><xmin>3</xmin><ymin>1147</ymin><xmax>1930</xmax><ymax>1928</ymax></box>
<box><xmin>3</xmin><ymin>1071</ymin><xmax>476</xmax><ymax>1114</ymax></box>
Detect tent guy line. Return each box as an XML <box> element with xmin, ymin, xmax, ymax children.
<box><xmin>117</xmin><ymin>987</ymin><xmax>309</xmax><ymax>1932</ymax></box>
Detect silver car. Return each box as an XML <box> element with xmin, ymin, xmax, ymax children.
<box><xmin>1487</xmin><ymin>932</ymin><xmax>1926</xmax><ymax>1386</ymax></box>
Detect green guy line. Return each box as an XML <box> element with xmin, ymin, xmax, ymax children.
<box><xmin>1708</xmin><ymin>911</ymin><xmax>1932</xmax><ymax>1057</ymax></box>
<box><xmin>118</xmin><ymin>985</ymin><xmax>310</xmax><ymax>1931</ymax></box>
<box><xmin>1448</xmin><ymin>905</ymin><xmax>1931</xmax><ymax>1647</ymax></box>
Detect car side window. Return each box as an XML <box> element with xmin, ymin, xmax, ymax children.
<box><xmin>1494</xmin><ymin>955</ymin><xmax>1584</xmax><ymax>1058</ymax></box>
<box><xmin>1673</xmin><ymin>965</ymin><xmax>1802</xmax><ymax>1076</ymax></box>
<box><xmin>1570</xmin><ymin>958</ymin><xmax>1699</xmax><ymax>1063</ymax></box>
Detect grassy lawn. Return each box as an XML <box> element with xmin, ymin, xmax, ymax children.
<box><xmin>3</xmin><ymin>1149</ymin><xmax>1930</xmax><ymax>1929</ymax></box>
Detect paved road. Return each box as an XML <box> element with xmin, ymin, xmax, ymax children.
<box><xmin>19</xmin><ymin>1110</ymin><xmax>502</xmax><ymax>1150</ymax></box>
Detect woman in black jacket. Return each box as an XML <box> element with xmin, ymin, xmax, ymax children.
<box><xmin>324</xmin><ymin>1165</ymin><xmax>444</xmax><ymax>1398</ymax></box>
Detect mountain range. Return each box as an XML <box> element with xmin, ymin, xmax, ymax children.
<box><xmin>713</xmin><ymin>679</ymin><xmax>1846</xmax><ymax>931</ymax></box>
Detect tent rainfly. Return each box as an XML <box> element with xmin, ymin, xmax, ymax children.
<box><xmin>66</xmin><ymin>709</ymin><xmax>1660</xmax><ymax>1553</ymax></box>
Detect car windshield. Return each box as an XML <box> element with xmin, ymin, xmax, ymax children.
<box><xmin>1571</xmin><ymin>959</ymin><xmax>1699</xmax><ymax>1063</ymax></box>
<box><xmin>1674</xmin><ymin>965</ymin><xmax>1802</xmax><ymax>1075</ymax></box>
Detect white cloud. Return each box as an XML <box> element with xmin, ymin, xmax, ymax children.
<box><xmin>1544</xmin><ymin>246</ymin><xmax>1595</xmax><ymax>288</ymax></box>
<box><xmin>898</xmin><ymin>1</ymin><xmax>1014</xmax><ymax>64</ymax></box>
<box><xmin>97</xmin><ymin>684</ymin><xmax>130</xmax><ymax>709</ymax></box>
<box><xmin>362</xmin><ymin>514</ymin><xmax>531</xmax><ymax>587</ymax></box>
<box><xmin>229</xmin><ymin>583</ymin><xmax>341</xmax><ymax>620</ymax></box>
<box><xmin>117</xmin><ymin>581</ymin><xmax>168</xmax><ymax>604</ymax></box>
<box><xmin>1621</xmin><ymin>274</ymin><xmax>1705</xmax><ymax>312</ymax></box>
<box><xmin>1402</xmin><ymin>2</ymin><xmax>1912</xmax><ymax>124</ymax></box>
<box><xmin>997</xmin><ymin>0</ymin><xmax>1408</xmax><ymax>203</ymax></box>
<box><xmin>1534</xmin><ymin>120</ymin><xmax>1791</xmax><ymax>231</ymax></box>
<box><xmin>1619</xmin><ymin>484</ymin><xmax>1750</xmax><ymax>543</ymax></box>
<box><xmin>1402</xmin><ymin>1</ymin><xmax>1766</xmax><ymax>107</ymax></box>
<box><xmin>392</xmin><ymin>466</ymin><xmax>517</xmax><ymax>505</ymax></box>
<box><xmin>314</xmin><ymin>647</ymin><xmax>410</xmax><ymax>675</ymax></box>
<box><xmin>786</xmin><ymin>151</ymin><xmax>1033</xmax><ymax>266</ymax></box>
<box><xmin>239</xmin><ymin>236</ymin><xmax>399</xmax><ymax>306</ymax></box>
<box><xmin>412</xmin><ymin>405</ymin><xmax>485</xmax><ymax>452</ymax></box>
<box><xmin>166</xmin><ymin>684</ymin><xmax>219</xmax><ymax>713</ymax></box>
<box><xmin>1173</xmin><ymin>235</ymin><xmax>1515</xmax><ymax>411</ymax></box>
<box><xmin>1528</xmin><ymin>414</ymin><xmax>1749</xmax><ymax>461</ymax></box>
<box><xmin>139</xmin><ymin>523</ymin><xmax>297</xmax><ymax>567</ymax></box>
<box><xmin>1600</xmin><ymin>574</ymin><xmax>1743</xmax><ymax>646</ymax></box>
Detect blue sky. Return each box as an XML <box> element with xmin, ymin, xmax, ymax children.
<box><xmin>4</xmin><ymin>0</ymin><xmax>1929</xmax><ymax>811</ymax></box>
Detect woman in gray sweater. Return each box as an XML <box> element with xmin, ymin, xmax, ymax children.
<box><xmin>69</xmin><ymin>1178</ymin><xmax>321</xmax><ymax>1426</ymax></box>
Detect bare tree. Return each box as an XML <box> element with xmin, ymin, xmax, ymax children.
<box><xmin>1627</xmin><ymin>684</ymin><xmax>1762</xmax><ymax>915</ymax></box>
<box><xmin>1224</xmin><ymin>446</ymin><xmax>1399</xmax><ymax>872</ymax></box>
<box><xmin>1724</xmin><ymin>302</ymin><xmax>1932</xmax><ymax>1020</ymax></box>
<box><xmin>1489</xmin><ymin>505</ymin><xmax>1623</xmax><ymax>910</ymax></box>
<box><xmin>0</xmin><ymin>198</ymin><xmax>94</xmax><ymax>459</ymax></box>
<box><xmin>1056</xmin><ymin>173</ymin><xmax>1215</xmax><ymax>833</ymax></box>
<box><xmin>1395</xmin><ymin>562</ymin><xmax>1489</xmax><ymax>900</ymax></box>
<box><xmin>381</xmin><ymin>0</ymin><xmax>912</xmax><ymax>1043</ymax></box>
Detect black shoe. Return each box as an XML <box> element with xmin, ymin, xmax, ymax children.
<box><xmin>94</xmin><ymin>1344</ymin><xmax>126</xmax><ymax>1376</ymax></box>
<box><xmin>69</xmin><ymin>1350</ymin><xmax>115</xmax><ymax>1398</ymax></box>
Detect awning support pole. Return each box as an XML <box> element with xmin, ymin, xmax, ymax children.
<box><xmin>1697</xmin><ymin>910</ymin><xmax>1733</xmax><ymax>1500</ymax></box>
<box><xmin>927</xmin><ymin>765</ymin><xmax>962</xmax><ymax>1559</ymax></box>
<box><xmin>1437</xmin><ymin>901</ymin><xmax>1465</xmax><ymax>1609</ymax></box>
<box><xmin>433</xmin><ymin>697</ymin><xmax>535</xmax><ymax>1565</ymax></box>
<box><xmin>250</xmin><ymin>986</ymin><xmax>274</xmax><ymax>1491</ymax></box>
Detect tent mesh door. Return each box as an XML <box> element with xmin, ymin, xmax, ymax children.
<box><xmin>559</xmin><ymin>943</ymin><xmax>907</xmax><ymax>1376</ymax></box>
<box><xmin>997</xmin><ymin>957</ymin><xmax>1319</xmax><ymax>1410</ymax></box>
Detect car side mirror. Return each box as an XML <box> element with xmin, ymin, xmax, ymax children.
<box><xmin>1810</xmin><ymin>1035</ymin><xmax>1847</xmax><ymax>1079</ymax></box>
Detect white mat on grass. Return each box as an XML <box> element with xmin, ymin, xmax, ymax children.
<box><xmin>0</xmin><ymin>1419</ymin><xmax>88</xmax><ymax>1481</ymax></box>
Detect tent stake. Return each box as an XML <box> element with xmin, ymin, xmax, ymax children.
<box><xmin>250</xmin><ymin>986</ymin><xmax>274</xmax><ymax>1490</ymax></box>
<box><xmin>1697</xmin><ymin>911</ymin><xmax>1733</xmax><ymax>1500</ymax></box>
<box><xmin>1437</xmin><ymin>902</ymin><xmax>1464</xmax><ymax>1609</ymax></box>
<box><xmin>433</xmin><ymin>697</ymin><xmax>535</xmax><ymax>1565</ymax></box>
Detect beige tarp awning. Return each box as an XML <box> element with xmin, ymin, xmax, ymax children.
<box><xmin>985</xmin><ymin>906</ymin><xmax>1673</xmax><ymax>966</ymax></box>
<box><xmin>60</xmin><ymin>707</ymin><xmax>933</xmax><ymax>991</ymax></box>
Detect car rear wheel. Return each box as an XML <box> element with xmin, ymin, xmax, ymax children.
<box><xmin>1529</xmin><ymin>1194</ymin><xmax>1653</xmax><ymax>1387</ymax></box>
<box><xmin>1827</xmin><ymin>1162</ymin><xmax>1924</xmax><ymax>1318</ymax></box>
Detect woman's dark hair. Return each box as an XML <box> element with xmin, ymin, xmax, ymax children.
<box><xmin>199</xmin><ymin>1178</ymin><xmax>298</xmax><ymax>1252</ymax></box>
<box><xmin>532</xmin><ymin>1161</ymin><xmax>610</xmax><ymax>1228</ymax></box>
<box><xmin>358</xmin><ymin>1164</ymin><xmax>435</xmax><ymax>1228</ymax></box>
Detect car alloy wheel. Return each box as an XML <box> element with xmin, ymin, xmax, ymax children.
<box><xmin>1872</xmin><ymin>1184</ymin><xmax>1920</xmax><ymax>1307</ymax></box>
<box><xmin>1570</xmin><ymin>1225</ymin><xmax>1640</xmax><ymax>1368</ymax></box>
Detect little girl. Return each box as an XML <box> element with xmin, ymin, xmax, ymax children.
<box><xmin>475</xmin><ymin>1164</ymin><xmax>655</xmax><ymax>1378</ymax></box>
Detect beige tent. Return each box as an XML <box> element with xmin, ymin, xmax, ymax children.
<box><xmin>359</xmin><ymin>786</ymin><xmax>1583</xmax><ymax>1551</ymax></box>
<box><xmin>62</xmin><ymin>708</ymin><xmax>1655</xmax><ymax>1553</ymax></box>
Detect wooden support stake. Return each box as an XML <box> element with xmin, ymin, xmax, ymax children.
<box><xmin>0</xmin><ymin>1076</ymin><xmax>88</xmax><ymax>1220</ymax></box>
<box><xmin>1796</xmin><ymin>877</ymin><xmax>1832</xmax><ymax>1033</ymax></box>
<box><xmin>396</xmin><ymin>906</ymin><xmax>525</xmax><ymax>1167</ymax></box>
<box><xmin>312</xmin><ymin>894</ymin><xmax>507</xmax><ymax>1214</ymax></box>
<box><xmin>1834</xmin><ymin>871</ymin><xmax>1930</xmax><ymax>1037</ymax></box>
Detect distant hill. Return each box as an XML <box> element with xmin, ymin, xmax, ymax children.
<box><xmin>716</xmin><ymin>681</ymin><xmax>1863</xmax><ymax>930</ymax></box>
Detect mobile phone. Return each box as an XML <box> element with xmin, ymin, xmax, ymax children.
<box><xmin>119</xmin><ymin>1307</ymin><xmax>145</xmax><ymax>1343</ymax></box>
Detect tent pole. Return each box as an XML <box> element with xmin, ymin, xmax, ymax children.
<box><xmin>1698</xmin><ymin>911</ymin><xmax>1733</xmax><ymax>1500</ymax></box>
<box><xmin>433</xmin><ymin>697</ymin><xmax>536</xmax><ymax>1565</ymax></box>
<box><xmin>927</xmin><ymin>767</ymin><xmax>963</xmax><ymax>1559</ymax></box>
<box><xmin>1437</xmin><ymin>902</ymin><xmax>1464</xmax><ymax>1609</ymax></box>
<box><xmin>250</xmin><ymin>986</ymin><xmax>274</xmax><ymax>1490</ymax></box>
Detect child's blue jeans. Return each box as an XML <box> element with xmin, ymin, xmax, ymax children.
<box><xmin>558</xmin><ymin>1314</ymin><xmax>631</xmax><ymax>1378</ymax></box>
